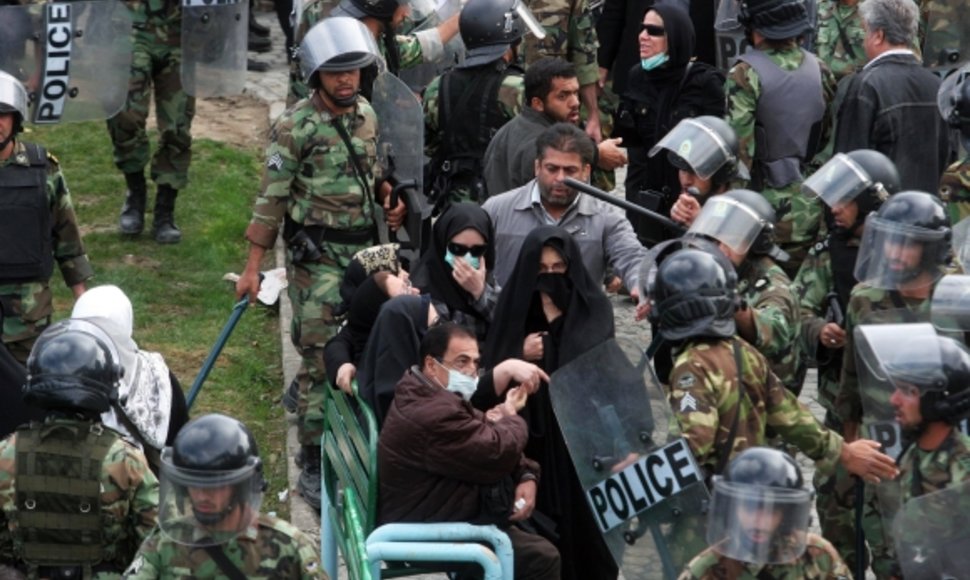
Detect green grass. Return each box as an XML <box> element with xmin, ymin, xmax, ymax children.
<box><xmin>25</xmin><ymin>121</ymin><xmax>290</xmax><ymax>519</ymax></box>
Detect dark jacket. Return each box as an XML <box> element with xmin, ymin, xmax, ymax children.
<box><xmin>378</xmin><ymin>368</ymin><xmax>539</xmax><ymax>525</ymax></box>
<box><xmin>834</xmin><ymin>52</ymin><xmax>950</xmax><ymax>194</ymax></box>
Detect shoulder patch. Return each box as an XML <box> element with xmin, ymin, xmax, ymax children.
<box><xmin>679</xmin><ymin>392</ymin><xmax>698</xmax><ymax>412</ymax></box>
<box><xmin>266</xmin><ymin>152</ymin><xmax>284</xmax><ymax>171</ymax></box>
<box><xmin>125</xmin><ymin>554</ymin><xmax>145</xmax><ymax>575</ymax></box>
<box><xmin>677</xmin><ymin>373</ymin><xmax>697</xmax><ymax>389</ymax></box>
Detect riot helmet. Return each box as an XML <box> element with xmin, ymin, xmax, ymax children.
<box><xmin>938</xmin><ymin>65</ymin><xmax>970</xmax><ymax>152</ymax></box>
<box><xmin>803</xmin><ymin>149</ymin><xmax>898</xmax><ymax>233</ymax></box>
<box><xmin>650</xmin><ymin>116</ymin><xmax>750</xmax><ymax>188</ymax></box>
<box><xmin>707</xmin><ymin>447</ymin><xmax>814</xmax><ymax>564</ymax></box>
<box><xmin>854</xmin><ymin>191</ymin><xmax>951</xmax><ymax>289</ymax></box>
<box><xmin>333</xmin><ymin>0</ymin><xmax>404</xmax><ymax>21</ymax></box>
<box><xmin>688</xmin><ymin>189</ymin><xmax>786</xmax><ymax>261</ymax></box>
<box><xmin>158</xmin><ymin>414</ymin><xmax>266</xmax><ymax>546</ymax></box>
<box><xmin>649</xmin><ymin>247</ymin><xmax>739</xmax><ymax>342</ymax></box>
<box><xmin>0</xmin><ymin>70</ymin><xmax>28</xmax><ymax>148</ymax></box>
<box><xmin>737</xmin><ymin>0</ymin><xmax>812</xmax><ymax>40</ymax></box>
<box><xmin>458</xmin><ymin>0</ymin><xmax>545</xmax><ymax>68</ymax></box>
<box><xmin>24</xmin><ymin>319</ymin><xmax>123</xmax><ymax>415</ymax></box>
<box><xmin>299</xmin><ymin>17</ymin><xmax>383</xmax><ymax>89</ymax></box>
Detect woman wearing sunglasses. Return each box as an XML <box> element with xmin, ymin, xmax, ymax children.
<box><xmin>612</xmin><ymin>0</ymin><xmax>725</xmax><ymax>246</ymax></box>
<box><xmin>409</xmin><ymin>203</ymin><xmax>499</xmax><ymax>341</ymax></box>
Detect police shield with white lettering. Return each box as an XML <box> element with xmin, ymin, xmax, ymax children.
<box><xmin>396</xmin><ymin>0</ymin><xmax>464</xmax><ymax>91</ymax></box>
<box><xmin>549</xmin><ymin>338</ymin><xmax>710</xmax><ymax>579</ymax></box>
<box><xmin>0</xmin><ymin>0</ymin><xmax>133</xmax><ymax>123</ymax></box>
<box><xmin>181</xmin><ymin>0</ymin><xmax>249</xmax><ymax>97</ymax></box>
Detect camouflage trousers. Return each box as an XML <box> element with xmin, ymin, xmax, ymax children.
<box><xmin>286</xmin><ymin>241</ymin><xmax>367</xmax><ymax>446</ymax></box>
<box><xmin>813</xmin><ymin>413</ymin><xmax>895</xmax><ymax>579</ymax></box>
<box><xmin>761</xmin><ymin>186</ymin><xmax>821</xmax><ymax>279</ymax></box>
<box><xmin>0</xmin><ymin>282</ymin><xmax>53</xmax><ymax>365</ymax></box>
<box><xmin>106</xmin><ymin>25</ymin><xmax>195</xmax><ymax>189</ymax></box>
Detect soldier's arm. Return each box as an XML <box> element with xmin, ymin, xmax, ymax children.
<box><xmin>764</xmin><ymin>368</ymin><xmax>844</xmax><ymax>476</ymax></box>
<box><xmin>743</xmin><ymin>273</ymin><xmax>800</xmax><ymax>362</ymax></box>
<box><xmin>568</xmin><ymin>0</ymin><xmax>602</xmax><ymax>141</ymax></box>
<box><xmin>293</xmin><ymin>528</ymin><xmax>326</xmax><ymax>579</ymax></box>
<box><xmin>422</xmin><ymin>76</ymin><xmax>441</xmax><ymax>159</ymax></box>
<box><xmin>123</xmin><ymin>446</ymin><xmax>161</xmax><ymax>544</ymax></box>
<box><xmin>725</xmin><ymin>62</ymin><xmax>760</xmax><ymax>174</ymax></box>
<box><xmin>245</xmin><ymin>117</ymin><xmax>300</xmax><ymax>249</ymax></box>
<box><xmin>0</xmin><ymin>438</ymin><xmax>16</xmax><ymax>563</ymax></box>
<box><xmin>809</xmin><ymin>60</ymin><xmax>838</xmax><ymax>169</ymax></box>
<box><xmin>122</xmin><ymin>530</ymin><xmax>164</xmax><ymax>579</ymax></box>
<box><xmin>497</xmin><ymin>74</ymin><xmax>526</xmax><ymax>121</ymax></box>
<box><xmin>836</xmin><ymin>291</ymin><xmax>865</xmax><ymax>430</ymax></box>
<box><xmin>48</xmin><ymin>160</ymin><xmax>93</xmax><ymax>289</ymax></box>
<box><xmin>791</xmin><ymin>248</ymin><xmax>832</xmax><ymax>361</ymax></box>
<box><xmin>667</xmin><ymin>354</ymin><xmax>723</xmax><ymax>474</ymax></box>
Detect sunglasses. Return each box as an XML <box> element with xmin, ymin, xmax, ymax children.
<box><xmin>447</xmin><ymin>242</ymin><xmax>488</xmax><ymax>258</ymax></box>
<box><xmin>641</xmin><ymin>23</ymin><xmax>665</xmax><ymax>37</ymax></box>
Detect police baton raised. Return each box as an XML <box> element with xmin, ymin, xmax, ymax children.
<box><xmin>186</xmin><ymin>296</ymin><xmax>251</xmax><ymax>411</ymax></box>
<box><xmin>562</xmin><ymin>178</ymin><xmax>687</xmax><ymax>235</ymax></box>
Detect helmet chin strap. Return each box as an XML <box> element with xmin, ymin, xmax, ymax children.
<box><xmin>321</xmin><ymin>86</ymin><xmax>359</xmax><ymax>109</ymax></box>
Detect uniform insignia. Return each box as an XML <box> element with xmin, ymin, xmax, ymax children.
<box><xmin>677</xmin><ymin>373</ymin><xmax>696</xmax><ymax>389</ymax></box>
<box><xmin>126</xmin><ymin>555</ymin><xmax>144</xmax><ymax>575</ymax></box>
<box><xmin>267</xmin><ymin>152</ymin><xmax>284</xmax><ymax>171</ymax></box>
<box><xmin>680</xmin><ymin>393</ymin><xmax>698</xmax><ymax>412</ymax></box>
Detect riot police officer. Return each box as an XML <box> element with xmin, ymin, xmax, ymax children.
<box><xmin>680</xmin><ymin>447</ymin><xmax>850</xmax><ymax>578</ymax></box>
<box><xmin>0</xmin><ymin>319</ymin><xmax>159</xmax><ymax>577</ymax></box>
<box><xmin>124</xmin><ymin>414</ymin><xmax>323</xmax><ymax>578</ymax></box>
<box><xmin>0</xmin><ymin>71</ymin><xmax>93</xmax><ymax>364</ymax></box>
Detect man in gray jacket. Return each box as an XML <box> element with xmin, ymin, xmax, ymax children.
<box><xmin>483</xmin><ymin>123</ymin><xmax>646</xmax><ymax>292</ymax></box>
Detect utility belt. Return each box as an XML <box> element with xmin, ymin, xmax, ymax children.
<box><xmin>283</xmin><ymin>215</ymin><xmax>376</xmax><ymax>263</ymax></box>
<box><xmin>31</xmin><ymin>562</ymin><xmax>122</xmax><ymax>579</ymax></box>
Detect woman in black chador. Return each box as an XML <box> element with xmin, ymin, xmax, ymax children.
<box><xmin>479</xmin><ymin>226</ymin><xmax>617</xmax><ymax>580</ymax></box>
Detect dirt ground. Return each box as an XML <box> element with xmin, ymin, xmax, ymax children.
<box><xmin>190</xmin><ymin>94</ymin><xmax>270</xmax><ymax>151</ymax></box>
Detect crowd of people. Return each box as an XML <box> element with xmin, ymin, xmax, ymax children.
<box><xmin>1</xmin><ymin>0</ymin><xmax>970</xmax><ymax>576</ymax></box>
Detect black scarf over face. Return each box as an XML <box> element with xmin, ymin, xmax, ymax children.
<box><xmin>411</xmin><ymin>202</ymin><xmax>496</xmax><ymax>321</ymax></box>
<box><xmin>484</xmin><ymin>226</ymin><xmax>614</xmax><ymax>370</ymax></box>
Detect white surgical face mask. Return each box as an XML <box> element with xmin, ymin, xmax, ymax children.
<box><xmin>436</xmin><ymin>359</ymin><xmax>479</xmax><ymax>401</ymax></box>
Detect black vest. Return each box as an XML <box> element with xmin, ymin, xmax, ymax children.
<box><xmin>0</xmin><ymin>142</ymin><xmax>54</xmax><ymax>283</ymax></box>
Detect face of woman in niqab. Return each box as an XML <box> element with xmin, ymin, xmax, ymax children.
<box><xmin>639</xmin><ymin>10</ymin><xmax>668</xmax><ymax>59</ymax></box>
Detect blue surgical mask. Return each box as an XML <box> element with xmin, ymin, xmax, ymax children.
<box><xmin>641</xmin><ymin>52</ymin><xmax>669</xmax><ymax>71</ymax></box>
<box><xmin>436</xmin><ymin>359</ymin><xmax>479</xmax><ymax>401</ymax></box>
<box><xmin>444</xmin><ymin>250</ymin><xmax>480</xmax><ymax>270</ymax></box>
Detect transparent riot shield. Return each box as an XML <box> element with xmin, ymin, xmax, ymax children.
<box><xmin>0</xmin><ymin>0</ymin><xmax>132</xmax><ymax>123</ymax></box>
<box><xmin>953</xmin><ymin>216</ymin><xmax>970</xmax><ymax>273</ymax></box>
<box><xmin>893</xmin><ymin>479</ymin><xmax>970</xmax><ymax>580</ymax></box>
<box><xmin>922</xmin><ymin>2</ymin><xmax>969</xmax><ymax>73</ymax></box>
<box><xmin>371</xmin><ymin>71</ymin><xmax>429</xmax><ymax>257</ymax></box>
<box><xmin>931</xmin><ymin>274</ymin><xmax>970</xmax><ymax>332</ymax></box>
<box><xmin>397</xmin><ymin>0</ymin><xmax>464</xmax><ymax>92</ymax></box>
<box><xmin>181</xmin><ymin>0</ymin><xmax>248</xmax><ymax>97</ymax></box>
<box><xmin>713</xmin><ymin>0</ymin><xmax>748</xmax><ymax>71</ymax></box>
<box><xmin>549</xmin><ymin>338</ymin><xmax>711</xmax><ymax>579</ymax></box>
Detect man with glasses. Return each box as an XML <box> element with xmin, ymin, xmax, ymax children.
<box><xmin>483</xmin><ymin>122</ymin><xmax>645</xmax><ymax>292</ymax></box>
<box><xmin>377</xmin><ymin>322</ymin><xmax>561</xmax><ymax>580</ymax></box>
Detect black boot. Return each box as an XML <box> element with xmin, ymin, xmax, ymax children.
<box><xmin>297</xmin><ymin>445</ymin><xmax>322</xmax><ymax>511</ymax></box>
<box><xmin>119</xmin><ymin>171</ymin><xmax>147</xmax><ymax>235</ymax></box>
<box><xmin>153</xmin><ymin>185</ymin><xmax>182</xmax><ymax>244</ymax></box>
<box><xmin>249</xmin><ymin>6</ymin><xmax>270</xmax><ymax>38</ymax></box>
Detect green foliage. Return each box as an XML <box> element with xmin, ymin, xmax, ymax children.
<box><xmin>26</xmin><ymin>122</ymin><xmax>289</xmax><ymax>518</ymax></box>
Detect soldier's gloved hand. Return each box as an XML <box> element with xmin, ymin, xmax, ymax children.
<box><xmin>383</xmin><ymin>193</ymin><xmax>407</xmax><ymax>231</ymax></box>
<box><xmin>508</xmin><ymin>479</ymin><xmax>537</xmax><ymax>522</ymax></box>
<box><xmin>839</xmin><ymin>439</ymin><xmax>899</xmax><ymax>484</ymax></box>
<box><xmin>819</xmin><ymin>322</ymin><xmax>847</xmax><ymax>349</ymax></box>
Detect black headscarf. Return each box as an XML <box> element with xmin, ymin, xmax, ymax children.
<box><xmin>632</xmin><ymin>1</ymin><xmax>695</xmax><ymax>86</ymax></box>
<box><xmin>410</xmin><ymin>203</ymin><xmax>496</xmax><ymax>321</ymax></box>
<box><xmin>483</xmin><ymin>226</ymin><xmax>614</xmax><ymax>369</ymax></box>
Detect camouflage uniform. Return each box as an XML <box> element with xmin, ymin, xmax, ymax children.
<box><xmin>521</xmin><ymin>0</ymin><xmax>599</xmax><ymax>88</ymax></box>
<box><xmin>725</xmin><ymin>46</ymin><xmax>837</xmax><ymax>276</ymax></box>
<box><xmin>287</xmin><ymin>0</ymin><xmax>430</xmax><ymax>105</ymax></box>
<box><xmin>106</xmin><ymin>0</ymin><xmax>194</xmax><ymax>189</ymax></box>
<box><xmin>667</xmin><ymin>337</ymin><xmax>843</xmax><ymax>479</ymax></box>
<box><xmin>245</xmin><ymin>95</ymin><xmax>381</xmax><ymax>446</ymax></box>
<box><xmin>422</xmin><ymin>70</ymin><xmax>525</xmax><ymax>204</ymax></box>
<box><xmin>679</xmin><ymin>533</ymin><xmax>851</xmax><ymax>579</ymax></box>
<box><xmin>0</xmin><ymin>418</ymin><xmax>159</xmax><ymax>576</ymax></box>
<box><xmin>919</xmin><ymin>0</ymin><xmax>967</xmax><ymax>69</ymax></box>
<box><xmin>813</xmin><ymin>0</ymin><xmax>867</xmax><ymax>82</ymax></box>
<box><xmin>737</xmin><ymin>256</ymin><xmax>802</xmax><ymax>394</ymax></box>
<box><xmin>941</xmin><ymin>158</ymin><xmax>970</xmax><ymax>224</ymax></box>
<box><xmin>898</xmin><ymin>429</ymin><xmax>970</xmax><ymax>505</ymax></box>
<box><xmin>0</xmin><ymin>141</ymin><xmax>93</xmax><ymax>364</ymax></box>
<box><xmin>123</xmin><ymin>513</ymin><xmax>325</xmax><ymax>579</ymax></box>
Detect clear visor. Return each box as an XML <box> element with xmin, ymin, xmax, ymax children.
<box><xmin>802</xmin><ymin>153</ymin><xmax>872</xmax><ymax>208</ymax></box>
<box><xmin>688</xmin><ymin>196</ymin><xmax>765</xmax><ymax>254</ymax></box>
<box><xmin>932</xmin><ymin>275</ymin><xmax>970</xmax><ymax>332</ymax></box>
<box><xmin>953</xmin><ymin>217</ymin><xmax>970</xmax><ymax>273</ymax></box>
<box><xmin>299</xmin><ymin>17</ymin><xmax>384</xmax><ymax>81</ymax></box>
<box><xmin>158</xmin><ymin>448</ymin><xmax>263</xmax><ymax>546</ymax></box>
<box><xmin>649</xmin><ymin>119</ymin><xmax>735</xmax><ymax>180</ymax></box>
<box><xmin>706</xmin><ymin>479</ymin><xmax>812</xmax><ymax>564</ymax></box>
<box><xmin>513</xmin><ymin>0</ymin><xmax>546</xmax><ymax>40</ymax></box>
<box><xmin>853</xmin><ymin>215</ymin><xmax>948</xmax><ymax>290</ymax></box>
<box><xmin>854</xmin><ymin>323</ymin><xmax>945</xmax><ymax>391</ymax></box>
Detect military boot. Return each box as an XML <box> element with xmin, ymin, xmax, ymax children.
<box><xmin>119</xmin><ymin>171</ymin><xmax>147</xmax><ymax>235</ymax></box>
<box><xmin>153</xmin><ymin>185</ymin><xmax>182</xmax><ymax>244</ymax></box>
<box><xmin>297</xmin><ymin>445</ymin><xmax>322</xmax><ymax>511</ymax></box>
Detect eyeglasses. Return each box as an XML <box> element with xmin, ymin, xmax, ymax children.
<box><xmin>447</xmin><ymin>242</ymin><xmax>488</xmax><ymax>258</ymax></box>
<box><xmin>641</xmin><ymin>23</ymin><xmax>665</xmax><ymax>37</ymax></box>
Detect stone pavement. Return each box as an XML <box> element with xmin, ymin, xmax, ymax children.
<box><xmin>241</xmin><ymin>11</ymin><xmax>853</xmax><ymax>577</ymax></box>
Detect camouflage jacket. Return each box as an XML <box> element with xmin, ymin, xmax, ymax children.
<box><xmin>0</xmin><ymin>419</ymin><xmax>159</xmax><ymax>574</ymax></box>
<box><xmin>0</xmin><ymin>140</ymin><xmax>93</xmax><ymax>344</ymax></box>
<box><xmin>898</xmin><ymin>429</ymin><xmax>970</xmax><ymax>505</ymax></box>
<box><xmin>679</xmin><ymin>533</ymin><xmax>850</xmax><ymax>579</ymax></box>
<box><xmin>737</xmin><ymin>256</ymin><xmax>801</xmax><ymax>392</ymax></box>
<box><xmin>941</xmin><ymin>157</ymin><xmax>970</xmax><ymax>224</ymax></box>
<box><xmin>668</xmin><ymin>337</ymin><xmax>843</xmax><ymax>479</ymax></box>
<box><xmin>245</xmin><ymin>95</ymin><xmax>380</xmax><ymax>250</ymax></box>
<box><xmin>521</xmin><ymin>0</ymin><xmax>599</xmax><ymax>86</ymax></box>
<box><xmin>837</xmin><ymin>285</ymin><xmax>932</xmax><ymax>425</ymax></box>
<box><xmin>123</xmin><ymin>513</ymin><xmax>324</xmax><ymax>579</ymax></box>
<box><xmin>813</xmin><ymin>0</ymin><xmax>867</xmax><ymax>81</ymax></box>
